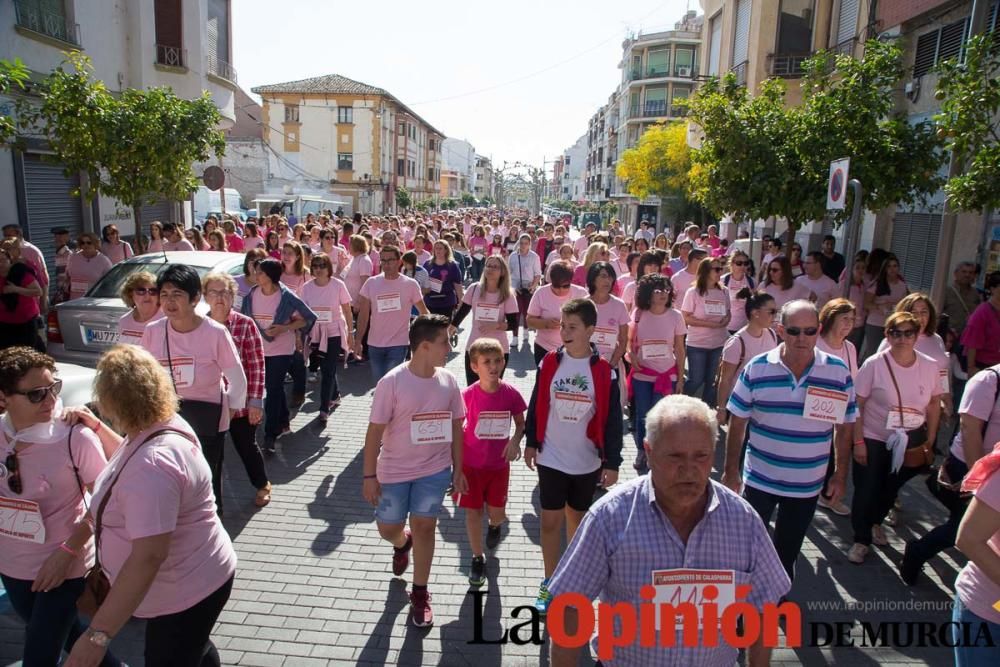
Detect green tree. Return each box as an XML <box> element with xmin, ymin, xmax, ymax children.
<box><xmin>460</xmin><ymin>192</ymin><xmax>476</xmax><ymax>206</ymax></box>
<box><xmin>395</xmin><ymin>186</ymin><xmax>411</xmax><ymax>210</ymax></box>
<box><xmin>22</xmin><ymin>53</ymin><xmax>225</xmax><ymax>232</ymax></box>
<box><xmin>480</xmin><ymin>196</ymin><xmax>492</xmax><ymax>206</ymax></box>
<box><xmin>0</xmin><ymin>58</ymin><xmax>29</xmax><ymax>144</ymax></box>
<box><xmin>934</xmin><ymin>33</ymin><xmax>1000</xmax><ymax>212</ymax></box>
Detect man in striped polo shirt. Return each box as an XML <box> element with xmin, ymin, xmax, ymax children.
<box><xmin>723</xmin><ymin>299</ymin><xmax>856</xmax><ymax>580</ymax></box>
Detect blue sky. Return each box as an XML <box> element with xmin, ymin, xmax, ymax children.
<box><xmin>233</xmin><ymin>0</ymin><xmax>695</xmax><ymax>170</ymax></box>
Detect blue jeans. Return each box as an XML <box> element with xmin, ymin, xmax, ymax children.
<box><xmin>0</xmin><ymin>573</ymin><xmax>122</xmax><ymax>667</ymax></box>
<box><xmin>685</xmin><ymin>345</ymin><xmax>723</xmax><ymax>407</ymax></box>
<box><xmin>264</xmin><ymin>354</ymin><xmax>293</xmax><ymax>438</ymax></box>
<box><xmin>318</xmin><ymin>336</ymin><xmax>342</xmax><ymax>410</ymax></box>
<box><xmin>953</xmin><ymin>594</ymin><xmax>1000</xmax><ymax>666</ymax></box>
<box><xmin>632</xmin><ymin>378</ymin><xmax>670</xmax><ymax>474</ymax></box>
<box><xmin>369</xmin><ymin>345</ymin><xmax>408</xmax><ymax>382</ymax></box>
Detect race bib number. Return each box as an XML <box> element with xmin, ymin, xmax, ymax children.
<box><xmin>475</xmin><ymin>305</ymin><xmax>501</xmax><ymax>322</ymax></box>
<box><xmin>803</xmin><ymin>387</ymin><xmax>848</xmax><ymax>424</ymax></box>
<box><xmin>163</xmin><ymin>356</ymin><xmax>195</xmax><ymax>389</ymax></box>
<box><xmin>938</xmin><ymin>369</ymin><xmax>949</xmax><ymax>394</ymax></box>
<box><xmin>886</xmin><ymin>406</ymin><xmax>925</xmax><ymax>430</ymax></box>
<box><xmin>313</xmin><ymin>307</ymin><xmax>333</xmax><ymax>323</ymax></box>
<box><xmin>71</xmin><ymin>280</ymin><xmax>89</xmax><ymax>296</ymax></box>
<box><xmin>0</xmin><ymin>497</ymin><xmax>46</xmax><ymax>544</ymax></box>
<box><xmin>254</xmin><ymin>313</ymin><xmax>273</xmax><ymax>329</ymax></box>
<box><xmin>376</xmin><ymin>293</ymin><xmax>402</xmax><ymax>313</ymax></box>
<box><xmin>427</xmin><ymin>278</ymin><xmax>443</xmax><ymax>293</ymax></box>
<box><xmin>474</xmin><ymin>411</ymin><xmax>511</xmax><ymax>440</ymax></box>
<box><xmin>642</xmin><ymin>340</ymin><xmax>670</xmax><ymax>361</ymax></box>
<box><xmin>473</xmin><ymin>252</ymin><xmax>485</xmax><ymax>260</ymax></box>
<box><xmin>703</xmin><ymin>300</ymin><xmax>726</xmax><ymax>317</ymax></box>
<box><xmin>554</xmin><ymin>391</ymin><xmax>592</xmax><ymax>423</ymax></box>
<box><xmin>651</xmin><ymin>569</ymin><xmax>735</xmax><ymax>631</ymax></box>
<box><xmin>410</xmin><ymin>411</ymin><xmax>453</xmax><ymax>445</ymax></box>
<box><xmin>591</xmin><ymin>327</ymin><xmax>618</xmax><ymax>349</ymax></box>
<box><xmin>118</xmin><ymin>329</ymin><xmax>142</xmax><ymax>345</ymax></box>
<box><xmin>491</xmin><ymin>247</ymin><xmax>502</xmax><ymax>256</ymax></box>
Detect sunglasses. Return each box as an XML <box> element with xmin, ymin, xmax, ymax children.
<box><xmin>5</xmin><ymin>452</ymin><xmax>21</xmax><ymax>494</ymax></box>
<box><xmin>784</xmin><ymin>326</ymin><xmax>818</xmax><ymax>337</ymax></box>
<box><xmin>711</xmin><ymin>266</ymin><xmax>723</xmax><ymax>272</ymax></box>
<box><xmin>888</xmin><ymin>328</ymin><xmax>918</xmax><ymax>340</ymax></box>
<box><xmin>78</xmin><ymin>240</ymin><xmax>94</xmax><ymax>246</ymax></box>
<box><xmin>9</xmin><ymin>379</ymin><xmax>63</xmax><ymax>404</ymax></box>
<box><xmin>132</xmin><ymin>287</ymin><xmax>157</xmax><ymax>296</ymax></box>
<box><xmin>732</xmin><ymin>260</ymin><xmax>749</xmax><ymax>267</ymax></box>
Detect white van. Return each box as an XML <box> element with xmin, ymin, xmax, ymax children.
<box><xmin>193</xmin><ymin>186</ymin><xmax>245</xmax><ymax>223</ymax></box>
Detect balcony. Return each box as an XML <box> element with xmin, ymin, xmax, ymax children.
<box><xmin>628</xmin><ymin>100</ymin><xmax>669</xmax><ymax>119</ymax></box>
<box><xmin>730</xmin><ymin>60</ymin><xmax>749</xmax><ymax>87</ymax></box>
<box><xmin>768</xmin><ymin>53</ymin><xmax>812</xmax><ymax>77</ymax></box>
<box><xmin>14</xmin><ymin>0</ymin><xmax>80</xmax><ymax>46</ymax></box>
<box><xmin>833</xmin><ymin>38</ymin><xmax>858</xmax><ymax>57</ymax></box>
<box><xmin>156</xmin><ymin>44</ymin><xmax>186</xmax><ymax>69</ymax></box>
<box><xmin>206</xmin><ymin>54</ymin><xmax>238</xmax><ymax>84</ymax></box>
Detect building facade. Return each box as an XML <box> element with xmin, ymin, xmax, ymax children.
<box><xmin>251</xmin><ymin>73</ymin><xmax>444</xmax><ymax>214</ymax></box>
<box><xmin>441</xmin><ymin>137</ymin><xmax>476</xmax><ymax>196</ymax></box>
<box><xmin>0</xmin><ymin>0</ymin><xmax>238</xmax><ymax>270</ymax></box>
<box><xmin>474</xmin><ymin>154</ymin><xmax>494</xmax><ymax>201</ymax></box>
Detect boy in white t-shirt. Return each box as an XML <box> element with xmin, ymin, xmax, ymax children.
<box><xmin>362</xmin><ymin>315</ymin><xmax>469</xmax><ymax>628</ymax></box>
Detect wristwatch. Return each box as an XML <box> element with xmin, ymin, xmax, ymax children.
<box><xmin>87</xmin><ymin>628</ymin><xmax>112</xmax><ymax>648</ymax></box>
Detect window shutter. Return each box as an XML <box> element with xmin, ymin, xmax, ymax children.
<box><xmin>937</xmin><ymin>18</ymin><xmax>969</xmax><ymax>63</ymax></box>
<box><xmin>709</xmin><ymin>15</ymin><xmax>723</xmax><ymax>75</ymax></box>
<box><xmin>837</xmin><ymin>0</ymin><xmax>859</xmax><ymax>46</ymax></box>
<box><xmin>733</xmin><ymin>0</ymin><xmax>752</xmax><ymax>65</ymax></box>
<box><xmin>913</xmin><ymin>30</ymin><xmax>939</xmax><ymax>77</ymax></box>
<box><xmin>889</xmin><ymin>212</ymin><xmax>942</xmax><ymax>292</ymax></box>
<box><xmin>154</xmin><ymin>0</ymin><xmax>182</xmax><ymax>48</ymax></box>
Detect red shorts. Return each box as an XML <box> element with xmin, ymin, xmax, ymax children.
<box><xmin>454</xmin><ymin>465</ymin><xmax>510</xmax><ymax>509</ymax></box>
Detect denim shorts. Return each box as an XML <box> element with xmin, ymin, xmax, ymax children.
<box><xmin>375</xmin><ymin>466</ymin><xmax>452</xmax><ymax>524</ymax></box>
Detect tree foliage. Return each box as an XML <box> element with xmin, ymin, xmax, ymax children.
<box><xmin>0</xmin><ymin>58</ymin><xmax>29</xmax><ymax>144</ymax></box>
<box><xmin>19</xmin><ymin>53</ymin><xmax>225</xmax><ymax>228</ymax></box>
<box><xmin>395</xmin><ymin>186</ymin><xmax>411</xmax><ymax>210</ymax></box>
<box><xmin>460</xmin><ymin>192</ymin><xmax>477</xmax><ymax>206</ymax></box>
<box><xmin>934</xmin><ymin>32</ymin><xmax>1000</xmax><ymax>212</ymax></box>
<box><xmin>616</xmin><ymin>121</ymin><xmax>691</xmax><ymax>199</ymax></box>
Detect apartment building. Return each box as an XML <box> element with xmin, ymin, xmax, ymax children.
<box><xmin>474</xmin><ymin>154</ymin><xmax>494</xmax><ymax>201</ymax></box>
<box><xmin>252</xmin><ymin>73</ymin><xmax>444</xmax><ymax>214</ymax></box>
<box><xmin>441</xmin><ymin>137</ymin><xmax>476</xmax><ymax>196</ymax></box>
<box><xmin>0</xmin><ymin>0</ymin><xmax>238</xmax><ymax>270</ymax></box>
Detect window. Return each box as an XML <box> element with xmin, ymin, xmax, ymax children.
<box><xmin>397</xmin><ymin>159</ymin><xmax>405</xmax><ymax>176</ymax></box>
<box><xmin>284</xmin><ymin>105</ymin><xmax>299</xmax><ymax>123</ymax></box>
<box><xmin>410</xmin><ymin>125</ymin><xmax>416</xmax><ymax>140</ymax></box>
<box><xmin>671</xmin><ymin>87</ymin><xmax>691</xmax><ymax>116</ymax></box>
<box><xmin>338</xmin><ymin>153</ymin><xmax>353</xmax><ymax>171</ymax></box>
<box><xmin>709</xmin><ymin>13</ymin><xmax>722</xmax><ymax>76</ymax></box>
<box><xmin>564</xmin><ymin>156</ymin><xmax>571</xmax><ymax>165</ymax></box>
<box><xmin>429</xmin><ymin>138</ymin><xmax>436</xmax><ymax>151</ymax></box>
<box><xmin>674</xmin><ymin>48</ymin><xmax>695</xmax><ymax>76</ymax></box>
<box><xmin>206</xmin><ymin>0</ymin><xmax>233</xmax><ymax>81</ymax></box>
<box><xmin>409</xmin><ymin>160</ymin><xmax>415</xmax><ymax>177</ymax></box>
<box><xmin>647</xmin><ymin>49</ymin><xmax>669</xmax><ymax>77</ymax></box>
<box><xmin>428</xmin><ymin>167</ymin><xmax>435</xmax><ymax>181</ymax></box>
<box><xmin>776</xmin><ymin>0</ymin><xmax>815</xmax><ymax>55</ymax></box>
<box><xmin>732</xmin><ymin>0</ymin><xmax>752</xmax><ymax>67</ymax></box>
<box><xmin>835</xmin><ymin>0</ymin><xmax>859</xmax><ymax>48</ymax></box>
<box><xmin>337</xmin><ymin>106</ymin><xmax>353</xmax><ymax>124</ymax></box>
<box><xmin>154</xmin><ymin>0</ymin><xmax>183</xmax><ymax>67</ymax></box>
<box><xmin>15</xmin><ymin>0</ymin><xmax>78</xmax><ymax>45</ymax></box>
<box><xmin>631</xmin><ymin>54</ymin><xmax>642</xmax><ymax>79</ymax></box>
<box><xmin>398</xmin><ymin>123</ymin><xmax>406</xmax><ymax>136</ymax></box>
<box><xmin>913</xmin><ymin>18</ymin><xmax>970</xmax><ymax>77</ymax></box>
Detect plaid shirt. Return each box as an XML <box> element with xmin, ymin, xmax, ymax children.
<box><xmin>547</xmin><ymin>476</ymin><xmax>791</xmax><ymax>666</ymax></box>
<box><xmin>225</xmin><ymin>311</ymin><xmax>265</xmax><ymax>418</ymax></box>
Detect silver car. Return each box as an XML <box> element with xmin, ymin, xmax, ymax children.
<box><xmin>47</xmin><ymin>251</ymin><xmax>247</xmax><ymax>366</ymax></box>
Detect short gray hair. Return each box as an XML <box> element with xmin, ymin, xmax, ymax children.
<box><xmin>645</xmin><ymin>395</ymin><xmax>718</xmax><ymax>449</ymax></box>
<box><xmin>780</xmin><ymin>299</ymin><xmax>818</xmax><ymax>326</ymax></box>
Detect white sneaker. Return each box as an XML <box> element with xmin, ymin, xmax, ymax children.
<box><xmin>817</xmin><ymin>495</ymin><xmax>850</xmax><ymax>516</ymax></box>
<box><xmin>847</xmin><ymin>543</ymin><xmax>869</xmax><ymax>564</ymax></box>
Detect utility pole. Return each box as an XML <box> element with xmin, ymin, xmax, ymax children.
<box><xmin>931</xmin><ymin>0</ymin><xmax>993</xmax><ymax>305</ymax></box>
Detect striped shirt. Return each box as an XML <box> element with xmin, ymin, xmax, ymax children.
<box><xmin>727</xmin><ymin>346</ymin><xmax>857</xmax><ymax>498</ymax></box>
<box><xmin>547</xmin><ymin>476</ymin><xmax>791</xmax><ymax>666</ymax></box>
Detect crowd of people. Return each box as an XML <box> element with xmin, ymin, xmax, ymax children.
<box><xmin>0</xmin><ymin>209</ymin><xmax>998</xmax><ymax>665</ymax></box>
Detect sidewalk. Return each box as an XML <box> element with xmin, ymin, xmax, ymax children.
<box><xmin>0</xmin><ymin>327</ymin><xmax>962</xmax><ymax>666</ymax></box>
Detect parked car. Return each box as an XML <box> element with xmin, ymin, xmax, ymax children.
<box><xmin>47</xmin><ymin>251</ymin><xmax>245</xmax><ymax>366</ymax></box>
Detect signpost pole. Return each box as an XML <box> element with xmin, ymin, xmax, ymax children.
<box><xmin>841</xmin><ymin>179</ymin><xmax>863</xmax><ymax>298</ymax></box>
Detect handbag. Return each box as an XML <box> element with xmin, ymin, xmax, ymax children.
<box><xmin>164</xmin><ymin>323</ymin><xmax>223</xmax><ymax>440</ymax></box>
<box><xmin>78</xmin><ymin>427</ymin><xmax>192</xmax><ymax>616</ymax></box>
<box><xmin>883</xmin><ymin>356</ymin><xmax>934</xmax><ymax>469</ymax></box>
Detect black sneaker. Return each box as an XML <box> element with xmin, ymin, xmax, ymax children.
<box><xmin>899</xmin><ymin>541</ymin><xmax>922</xmax><ymax>586</ymax></box>
<box><xmin>485</xmin><ymin>523</ymin><xmax>503</xmax><ymax>551</ymax></box>
<box><xmin>469</xmin><ymin>555</ymin><xmax>486</xmax><ymax>587</ymax></box>
<box><xmin>262</xmin><ymin>436</ymin><xmax>276</xmax><ymax>457</ymax></box>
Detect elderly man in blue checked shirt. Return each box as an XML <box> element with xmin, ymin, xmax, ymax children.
<box><xmin>723</xmin><ymin>299</ymin><xmax>856</xmax><ymax>582</ymax></box>
<box><xmin>548</xmin><ymin>395</ymin><xmax>790</xmax><ymax>666</ymax></box>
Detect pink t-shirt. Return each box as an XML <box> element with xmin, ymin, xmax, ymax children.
<box><xmin>462</xmin><ymin>382</ymin><xmax>527</xmax><ymax>470</ymax></box>
<box><xmin>796</xmin><ymin>273</ymin><xmax>838</xmax><ymax>307</ymax></box>
<box><xmin>369</xmin><ymin>364</ymin><xmax>466</xmax><ymax>484</ymax></box>
<box><xmin>344</xmin><ymin>254</ymin><xmax>374</xmax><ymax>302</ymax></box>
<box><xmin>620</xmin><ymin>278</ymin><xmax>637</xmax><ymax>311</ymax></box>
<box><xmin>469</xmin><ymin>237</ymin><xmax>489</xmax><ymax>257</ymax></box>
<box><xmin>101</xmin><ymin>241</ymin><xmax>133</xmax><ymax>264</ymax></box>
<box><xmin>0</xmin><ymin>274</ymin><xmax>40</xmax><ymax>324</ymax></box>
<box><xmin>117</xmin><ymin>309</ymin><xmax>164</xmax><ymax>346</ymax></box>
<box><xmin>526</xmin><ymin>284</ymin><xmax>589</xmax><ymax>352</ymax></box>
<box><xmin>722</xmin><ymin>274</ymin><xmax>752</xmax><ymax>331</ymax></box>
<box><xmin>67</xmin><ymin>252</ymin><xmax>113</xmax><ymax>299</ymax></box>
<box><xmin>670</xmin><ymin>269</ymin><xmax>697</xmax><ymax>298</ymax></box>
<box><xmin>681</xmin><ymin>286</ymin><xmax>731</xmax><ymax>349</ymax></box>
<box><xmin>632</xmin><ymin>308</ymin><xmax>688</xmax><ymax>381</ymax></box>
<box><xmin>301</xmin><ymin>277</ymin><xmax>352</xmax><ymax>340</ymax></box>
<box><xmin>816</xmin><ymin>336</ymin><xmax>859</xmax><ymax>378</ymax></box>
<box><xmin>281</xmin><ymin>271</ymin><xmax>308</xmax><ymax>296</ymax></box>
<box><xmin>955</xmin><ymin>468</ymin><xmax>1000</xmax><ymax>624</ymax></box>
<box><xmin>462</xmin><ymin>284</ymin><xmax>518</xmax><ymax>353</ymax></box>
<box><xmin>0</xmin><ymin>418</ymin><xmax>107</xmax><ymax>580</ymax></box>
<box><xmin>951</xmin><ymin>366</ymin><xmax>1000</xmax><ymax>463</ymax></box>
<box><xmin>163</xmin><ymin>239</ymin><xmax>195</xmax><ymax>252</ymax></box>
<box><xmin>855</xmin><ymin>349</ymin><xmax>942</xmax><ymax>442</ymax></box>
<box><xmin>591</xmin><ymin>296</ymin><xmax>629</xmax><ymax>362</ymax></box>
<box><xmin>360</xmin><ymin>274</ymin><xmax>424</xmax><ymax>348</ymax></box>
<box><xmin>843</xmin><ymin>280</ymin><xmax>868</xmax><ymax>328</ymax></box>
<box><xmin>721</xmin><ymin>327</ymin><xmax>778</xmax><ymax>376</ymax></box>
<box><xmin>147</xmin><ymin>239</ymin><xmax>164</xmax><ymax>253</ymax></box>
<box><xmin>242</xmin><ymin>236</ymin><xmax>264</xmax><ymax>251</ymax></box>
<box><xmin>877</xmin><ymin>333</ymin><xmax>949</xmax><ymax>394</ymax></box>
<box><xmin>250</xmin><ymin>288</ymin><xmax>299</xmax><ymax>357</ymax></box>
<box><xmin>225</xmin><ymin>234</ymin><xmax>244</xmax><ymax>253</ymax></box>
<box><xmin>89</xmin><ymin>416</ymin><xmax>236</xmax><ymax>618</ymax></box>
<box><xmin>763</xmin><ymin>281</ymin><xmax>813</xmax><ymax>324</ymax></box>
<box><xmin>865</xmin><ymin>279</ymin><xmax>909</xmax><ymax>327</ymax></box>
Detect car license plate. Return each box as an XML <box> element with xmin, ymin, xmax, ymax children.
<box><xmin>83</xmin><ymin>326</ymin><xmax>119</xmax><ymax>345</ymax></box>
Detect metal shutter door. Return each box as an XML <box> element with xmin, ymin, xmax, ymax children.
<box><xmin>22</xmin><ymin>153</ymin><xmax>84</xmax><ymax>290</ymax></box>
<box><xmin>139</xmin><ymin>199</ymin><xmax>174</xmax><ymax>226</ymax></box>
<box><xmin>733</xmin><ymin>0</ymin><xmax>752</xmax><ymax>65</ymax></box>
<box><xmin>837</xmin><ymin>0</ymin><xmax>859</xmax><ymax>45</ymax></box>
<box><xmin>889</xmin><ymin>212</ymin><xmax>942</xmax><ymax>292</ymax></box>
<box><xmin>709</xmin><ymin>15</ymin><xmax>723</xmax><ymax>75</ymax></box>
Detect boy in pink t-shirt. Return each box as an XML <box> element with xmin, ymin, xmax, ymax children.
<box><xmin>362</xmin><ymin>314</ymin><xmax>468</xmax><ymax>628</ymax></box>
<box><xmin>454</xmin><ymin>339</ymin><xmax>526</xmax><ymax>587</ymax></box>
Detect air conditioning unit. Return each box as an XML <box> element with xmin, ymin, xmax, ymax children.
<box><xmin>677</xmin><ymin>66</ymin><xmax>692</xmax><ymax>77</ymax></box>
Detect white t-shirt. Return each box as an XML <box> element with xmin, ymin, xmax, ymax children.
<box><xmin>509</xmin><ymin>250</ymin><xmax>542</xmax><ymax>290</ymax></box>
<box><xmin>538</xmin><ymin>354</ymin><xmax>600</xmax><ymax>475</ymax></box>
<box><xmin>796</xmin><ymin>273</ymin><xmax>838</xmax><ymax>307</ymax></box>
<box><xmin>721</xmin><ymin>327</ymin><xmax>779</xmax><ymax>377</ymax></box>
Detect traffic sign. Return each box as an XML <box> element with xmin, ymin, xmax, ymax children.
<box><xmin>203</xmin><ymin>165</ymin><xmax>225</xmax><ymax>191</ymax></box>
<box><xmin>827</xmin><ymin>158</ymin><xmax>850</xmax><ymax>210</ymax></box>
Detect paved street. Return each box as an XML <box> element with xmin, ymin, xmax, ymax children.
<box><xmin>0</xmin><ymin>325</ymin><xmax>963</xmax><ymax>666</ymax></box>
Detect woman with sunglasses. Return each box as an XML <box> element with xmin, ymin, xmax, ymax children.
<box><xmin>451</xmin><ymin>255</ymin><xmax>518</xmax><ymax>385</ymax></box>
<box><xmin>762</xmin><ymin>255</ymin><xmax>813</xmax><ymax>327</ymax></box>
<box><xmin>788</xmin><ymin>244</ymin><xmax>804</xmax><ymax>278</ymax></box>
<box><xmin>275</xmin><ymin>220</ymin><xmax>291</xmax><ymax>245</ymax></box>
<box><xmin>100</xmin><ymin>225</ymin><xmax>133</xmax><ymax>265</ymax></box>
<box><xmin>66</xmin><ymin>233</ymin><xmax>113</xmax><ymax>301</ymax></box>
<box><xmin>681</xmin><ymin>257</ymin><xmax>731</xmax><ymax>407</ymax></box>
<box><xmin>586</xmin><ymin>261</ymin><xmax>628</xmax><ymax>372</ymax></box>
<box><xmin>302</xmin><ymin>253</ymin><xmax>354</xmax><ymax>422</ymax></box>
<box><xmin>849</xmin><ymin>311</ymin><xmax>943</xmax><ymax>564</ymax></box>
<box><xmin>717</xmin><ymin>292</ymin><xmax>778</xmax><ymax>424</ymax></box>
<box><xmin>319</xmin><ymin>229</ymin><xmax>349</xmax><ymax>276</ymax></box>
<box><xmin>116</xmin><ymin>271</ymin><xmax>162</xmax><ymax>346</ymax></box>
<box><xmin>861</xmin><ymin>253</ymin><xmax>909</xmax><ymax>361</ymax></box>
<box><xmin>526</xmin><ymin>261</ymin><xmax>589</xmax><ymax>367</ymax></box>
<box><xmin>628</xmin><ymin>273</ymin><xmax>687</xmax><ymax>474</ymax></box>
<box><xmin>0</xmin><ymin>347</ymin><xmax>124</xmax><ymax>667</ymax></box>
<box><xmin>572</xmin><ymin>242</ymin><xmax>612</xmax><ymax>289</ymax></box>
<box><xmin>721</xmin><ymin>249</ymin><xmax>755</xmax><ymax>334</ymax></box>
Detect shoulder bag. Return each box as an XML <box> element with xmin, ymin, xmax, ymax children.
<box><xmin>883</xmin><ymin>355</ymin><xmax>933</xmax><ymax>469</ymax></box>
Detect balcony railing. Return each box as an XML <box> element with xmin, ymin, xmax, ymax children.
<box><xmin>768</xmin><ymin>53</ymin><xmax>812</xmax><ymax>77</ymax></box>
<box><xmin>206</xmin><ymin>54</ymin><xmax>238</xmax><ymax>84</ymax></box>
<box><xmin>629</xmin><ymin>100</ymin><xmax>668</xmax><ymax>118</ymax></box>
<box><xmin>833</xmin><ymin>37</ymin><xmax>858</xmax><ymax>57</ymax></box>
<box><xmin>730</xmin><ymin>60</ymin><xmax>749</xmax><ymax>87</ymax></box>
<box><xmin>14</xmin><ymin>0</ymin><xmax>80</xmax><ymax>45</ymax></box>
<box><xmin>156</xmin><ymin>44</ymin><xmax>186</xmax><ymax>68</ymax></box>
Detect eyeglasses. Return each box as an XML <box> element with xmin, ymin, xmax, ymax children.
<box><xmin>888</xmin><ymin>328</ymin><xmax>918</xmax><ymax>340</ymax></box>
<box><xmin>9</xmin><ymin>379</ymin><xmax>63</xmax><ymax>404</ymax></box>
<box><xmin>711</xmin><ymin>266</ymin><xmax>723</xmax><ymax>272</ymax></box>
<box><xmin>652</xmin><ymin>288</ymin><xmax>671</xmax><ymax>295</ymax></box>
<box><xmin>132</xmin><ymin>287</ymin><xmax>157</xmax><ymax>296</ymax></box>
<box><xmin>205</xmin><ymin>289</ymin><xmax>231</xmax><ymax>299</ymax></box>
<box><xmin>5</xmin><ymin>452</ymin><xmax>21</xmax><ymax>494</ymax></box>
<box><xmin>784</xmin><ymin>326</ymin><xmax>818</xmax><ymax>337</ymax></box>
<box><xmin>732</xmin><ymin>260</ymin><xmax>749</xmax><ymax>267</ymax></box>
